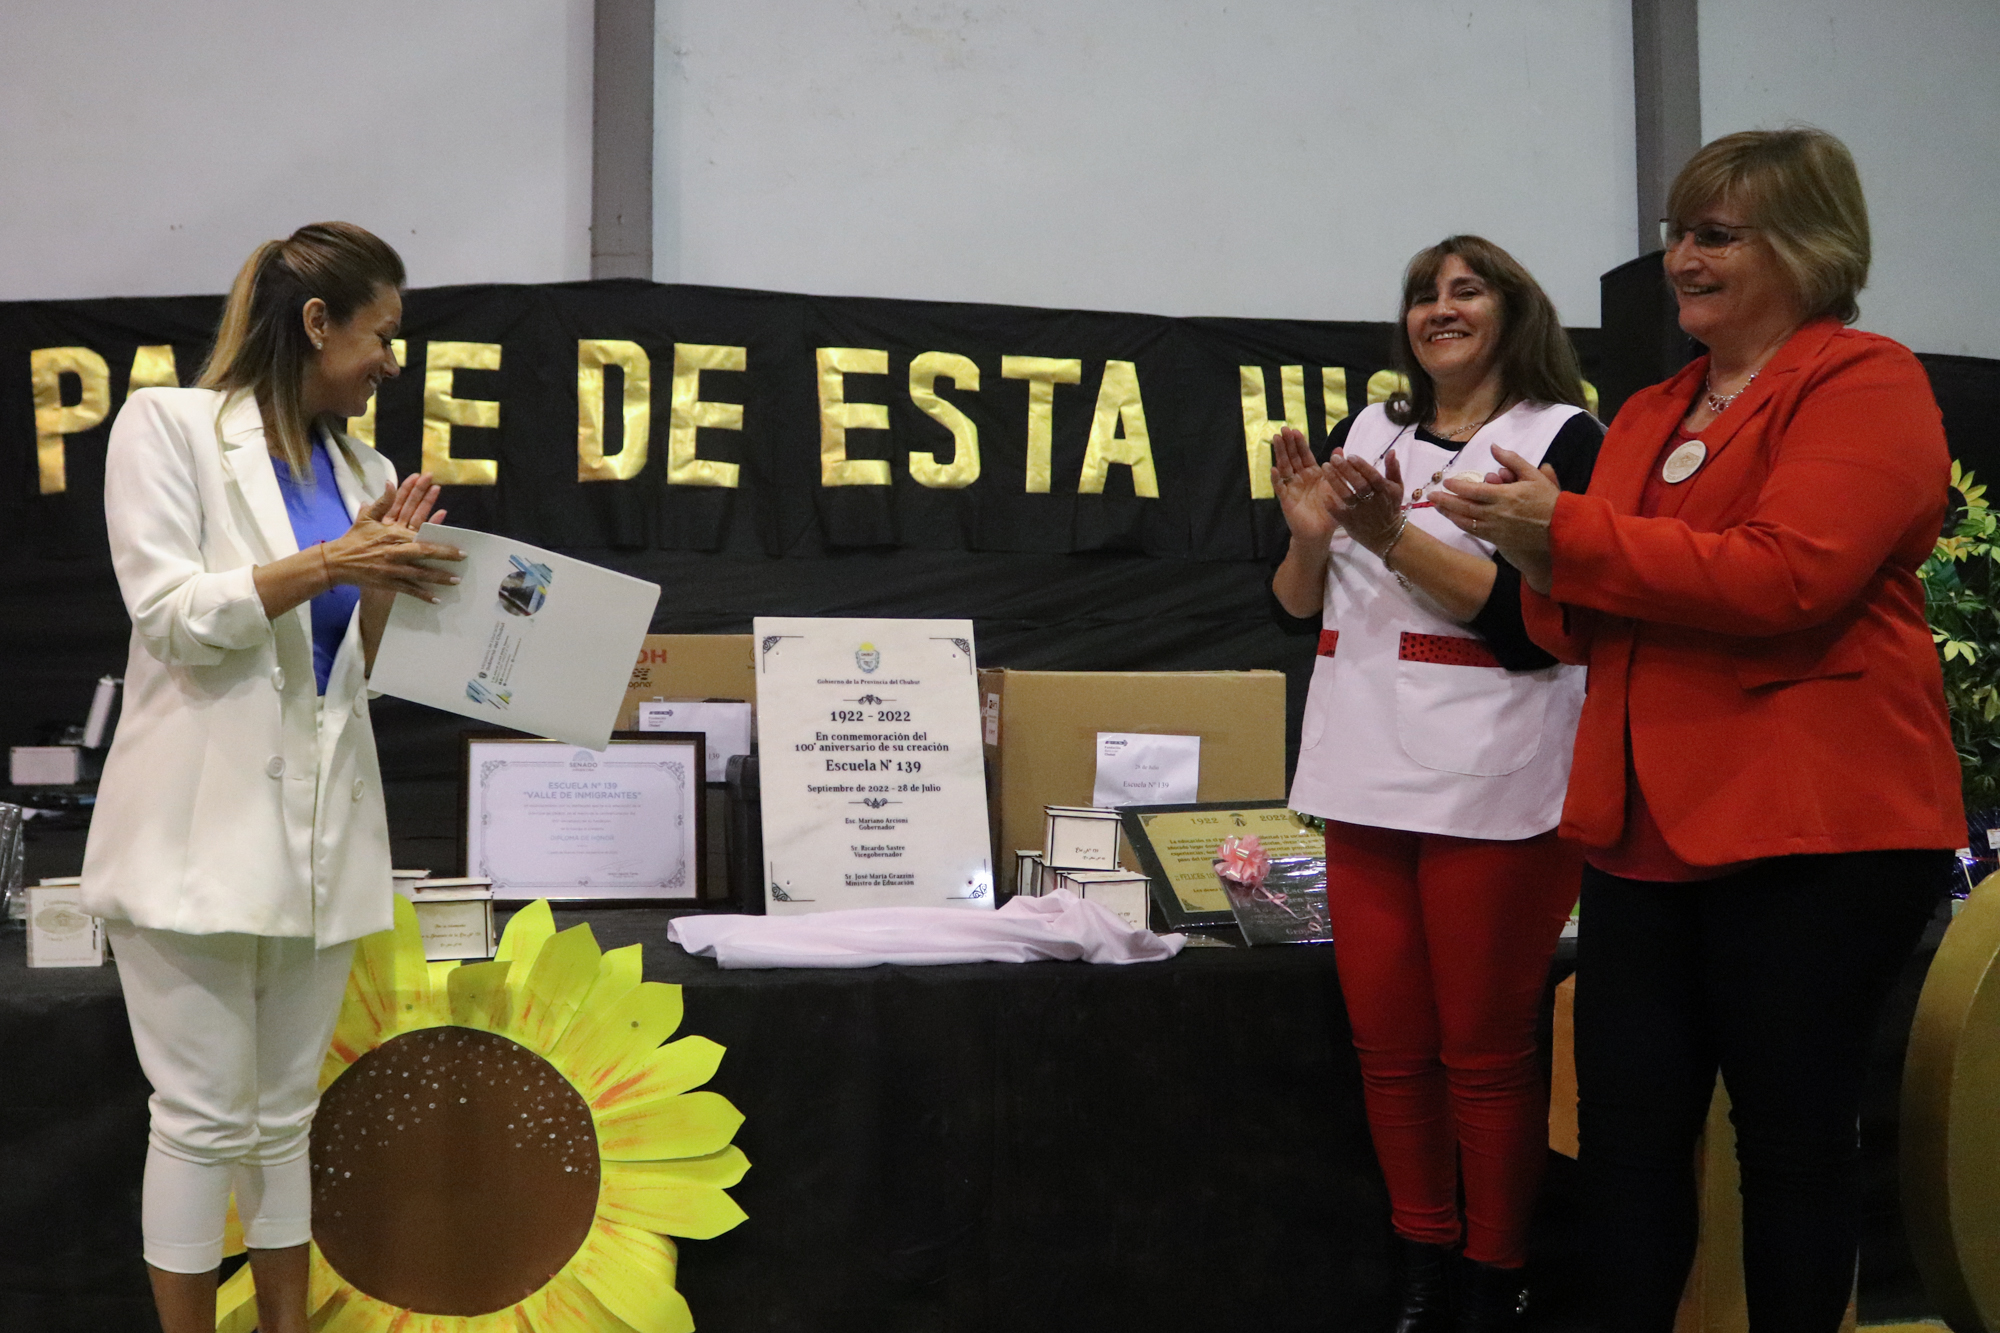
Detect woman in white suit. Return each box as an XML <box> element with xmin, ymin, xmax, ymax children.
<box><xmin>81</xmin><ymin>222</ymin><xmax>461</xmax><ymax>1333</ymax></box>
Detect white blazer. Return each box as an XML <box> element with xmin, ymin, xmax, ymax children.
<box><xmin>81</xmin><ymin>388</ymin><xmax>395</xmax><ymax>947</ymax></box>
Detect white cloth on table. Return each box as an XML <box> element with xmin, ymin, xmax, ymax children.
<box><xmin>667</xmin><ymin>890</ymin><xmax>1185</xmax><ymax>970</ymax></box>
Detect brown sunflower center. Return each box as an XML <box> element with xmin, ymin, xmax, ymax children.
<box><xmin>311</xmin><ymin>1026</ymin><xmax>600</xmax><ymax>1316</ymax></box>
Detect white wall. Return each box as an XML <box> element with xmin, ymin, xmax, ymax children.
<box><xmin>1701</xmin><ymin>0</ymin><xmax>2000</xmax><ymax>359</ymax></box>
<box><xmin>0</xmin><ymin>1</ymin><xmax>594</xmax><ymax>300</ymax></box>
<box><xmin>655</xmin><ymin>1</ymin><xmax>1636</xmax><ymax>328</ymax></box>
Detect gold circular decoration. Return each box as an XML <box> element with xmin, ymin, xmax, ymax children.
<box><xmin>1902</xmin><ymin>875</ymin><xmax>2000</xmax><ymax>1332</ymax></box>
<box><xmin>214</xmin><ymin>897</ymin><xmax>749</xmax><ymax>1333</ymax></box>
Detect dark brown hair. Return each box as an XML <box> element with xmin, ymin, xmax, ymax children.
<box><xmin>1666</xmin><ymin>126</ymin><xmax>1870</xmax><ymax>324</ymax></box>
<box><xmin>1386</xmin><ymin>234</ymin><xmax>1587</xmax><ymax>427</ymax></box>
<box><xmin>197</xmin><ymin>222</ymin><xmax>405</xmax><ymax>473</ymax></box>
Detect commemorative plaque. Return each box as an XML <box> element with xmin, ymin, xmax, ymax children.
<box><xmin>753</xmin><ymin>617</ymin><xmax>992</xmax><ymax>914</ymax></box>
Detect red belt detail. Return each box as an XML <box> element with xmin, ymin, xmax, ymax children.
<box><xmin>1398</xmin><ymin>631</ymin><xmax>1501</xmax><ymax>668</ymax></box>
<box><xmin>1317</xmin><ymin>630</ymin><xmax>1340</xmax><ymax>658</ymax></box>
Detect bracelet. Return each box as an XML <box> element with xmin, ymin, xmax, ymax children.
<box><xmin>317</xmin><ymin>542</ymin><xmax>334</xmax><ymax>594</ymax></box>
<box><xmin>1374</xmin><ymin>511</ymin><xmax>1411</xmax><ymax>566</ymax></box>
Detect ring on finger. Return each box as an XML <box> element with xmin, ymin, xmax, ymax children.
<box><xmin>1351</xmin><ymin>489</ymin><xmax>1373</xmax><ymax>503</ymax></box>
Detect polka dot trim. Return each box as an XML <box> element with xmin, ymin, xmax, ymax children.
<box><xmin>1317</xmin><ymin>630</ymin><xmax>1340</xmax><ymax>658</ymax></box>
<box><xmin>1398</xmin><ymin>631</ymin><xmax>1501</xmax><ymax>669</ymax></box>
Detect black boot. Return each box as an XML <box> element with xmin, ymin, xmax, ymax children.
<box><xmin>1457</xmin><ymin>1259</ymin><xmax>1529</xmax><ymax>1331</ymax></box>
<box><xmin>1389</xmin><ymin>1236</ymin><xmax>1454</xmax><ymax>1333</ymax></box>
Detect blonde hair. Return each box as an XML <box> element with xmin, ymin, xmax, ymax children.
<box><xmin>1666</xmin><ymin>127</ymin><xmax>1870</xmax><ymax>324</ymax></box>
<box><xmin>197</xmin><ymin>222</ymin><xmax>405</xmax><ymax>475</ymax></box>
<box><xmin>1387</xmin><ymin>235</ymin><xmax>1588</xmax><ymax>427</ymax></box>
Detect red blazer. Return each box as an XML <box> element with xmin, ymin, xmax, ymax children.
<box><xmin>1523</xmin><ymin>318</ymin><xmax>1964</xmax><ymax>863</ymax></box>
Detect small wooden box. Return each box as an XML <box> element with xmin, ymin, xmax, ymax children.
<box><xmin>411</xmin><ymin>878</ymin><xmax>495</xmax><ymax>961</ymax></box>
<box><xmin>1043</xmin><ymin>805</ymin><xmax>1124</xmax><ymax>871</ymax></box>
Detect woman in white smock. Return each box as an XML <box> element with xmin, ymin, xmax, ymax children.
<box><xmin>1270</xmin><ymin>236</ymin><xmax>1602</xmax><ymax>1331</ymax></box>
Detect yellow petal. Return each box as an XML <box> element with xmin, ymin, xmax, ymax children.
<box><xmin>447</xmin><ymin>958</ymin><xmax>515</xmax><ymax>1033</ymax></box>
<box><xmin>318</xmin><ymin>1046</ymin><xmax>350</xmax><ymax>1093</ymax></box>
<box><xmin>496</xmin><ymin>898</ymin><xmax>556</xmax><ymax>969</ymax></box>
<box><xmin>519</xmin><ymin>1272</ymin><xmax>640</xmax><ymax>1333</ymax></box>
<box><xmin>609</xmin><ymin>1144</ymin><xmax>750</xmax><ymax>1189</ymax></box>
<box><xmin>589</xmin><ymin>1037</ymin><xmax>726</xmax><ymax>1119</ymax></box>
<box><xmin>221</xmin><ymin>1191</ymin><xmax>246</xmax><ymax>1258</ymax></box>
<box><xmin>570</xmin><ymin>1220</ymin><xmax>691</xmax><ymax>1333</ymax></box>
<box><xmin>215</xmin><ymin>1262</ymin><xmax>258</xmax><ymax>1333</ymax></box>
<box><xmin>506</xmin><ymin>923</ymin><xmax>603</xmax><ymax>1054</ymax></box>
<box><xmin>314</xmin><ymin>1284</ymin><xmax>401</xmax><ymax>1333</ymax></box>
<box><xmin>551</xmin><ymin>983</ymin><xmax>684</xmax><ymax>1099</ymax></box>
<box><xmin>597</xmin><ymin>1090</ymin><xmax>744</xmax><ymax>1161</ymax></box>
<box><xmin>328</xmin><ymin>896</ymin><xmax>439</xmax><ymax>1068</ymax></box>
<box><xmin>579</xmin><ymin>943</ymin><xmax>644</xmax><ymax>1015</ymax></box>
<box><xmin>427</xmin><ymin>959</ymin><xmax>462</xmax><ymax>992</ymax></box>
<box><xmin>307</xmin><ymin>1243</ymin><xmax>346</xmax><ymax>1318</ymax></box>
<box><xmin>600</xmin><ymin>1159</ymin><xmax>749</xmax><ymax>1238</ymax></box>
<box><xmin>388</xmin><ymin>1312</ymin><xmax>521</xmax><ymax>1333</ymax></box>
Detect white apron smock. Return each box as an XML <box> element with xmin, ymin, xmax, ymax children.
<box><xmin>1287</xmin><ymin>401</ymin><xmax>1586</xmax><ymax>841</ymax></box>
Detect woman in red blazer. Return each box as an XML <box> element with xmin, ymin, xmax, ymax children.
<box><xmin>1434</xmin><ymin>128</ymin><xmax>1962</xmax><ymax>1330</ymax></box>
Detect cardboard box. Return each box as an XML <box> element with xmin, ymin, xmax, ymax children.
<box><xmin>637</xmin><ymin>700</ymin><xmax>755</xmax><ymax>782</ymax></box>
<box><xmin>616</xmin><ymin>635</ymin><xmax>756</xmax><ymax>731</ymax></box>
<box><xmin>616</xmin><ymin>639</ymin><xmax>756</xmax><ymax>903</ymax></box>
<box><xmin>979</xmin><ymin>669</ymin><xmax>1287</xmax><ymax>894</ymax></box>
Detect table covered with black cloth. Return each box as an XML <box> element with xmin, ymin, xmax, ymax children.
<box><xmin>1</xmin><ymin>907</ymin><xmax>1427</xmax><ymax>1333</ymax></box>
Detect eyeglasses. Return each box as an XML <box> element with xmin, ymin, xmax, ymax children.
<box><xmin>1660</xmin><ymin>219</ymin><xmax>1759</xmax><ymax>254</ymax></box>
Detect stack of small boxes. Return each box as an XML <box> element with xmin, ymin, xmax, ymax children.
<box><xmin>1013</xmin><ymin>805</ymin><xmax>1153</xmax><ymax>931</ymax></box>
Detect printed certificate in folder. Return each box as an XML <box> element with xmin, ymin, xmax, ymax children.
<box><xmin>370</xmin><ymin>525</ymin><xmax>661</xmax><ymax>750</ymax></box>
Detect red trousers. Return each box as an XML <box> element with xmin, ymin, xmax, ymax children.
<box><xmin>1324</xmin><ymin>821</ymin><xmax>1580</xmax><ymax>1267</ymax></box>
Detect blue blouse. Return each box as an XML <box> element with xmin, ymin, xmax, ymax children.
<box><xmin>270</xmin><ymin>435</ymin><xmax>361</xmax><ymax>695</ymax></box>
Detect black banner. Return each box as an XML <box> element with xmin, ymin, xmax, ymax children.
<box><xmin>1</xmin><ymin>280</ymin><xmax>1613</xmax><ymax>563</ymax></box>
<box><xmin>3</xmin><ymin>281</ymin><xmax>1995</xmax><ymax>773</ymax></box>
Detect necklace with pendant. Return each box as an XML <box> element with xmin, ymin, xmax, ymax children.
<box><xmin>1704</xmin><ymin>370</ymin><xmax>1758</xmax><ymax>415</ymax></box>
<box><xmin>1411</xmin><ymin>403</ymin><xmax>1504</xmax><ymax>503</ymax></box>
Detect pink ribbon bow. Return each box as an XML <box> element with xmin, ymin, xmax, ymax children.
<box><xmin>1213</xmin><ymin>835</ymin><xmax>1272</xmax><ymax>889</ymax></box>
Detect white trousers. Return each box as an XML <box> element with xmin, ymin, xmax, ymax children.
<box><xmin>107</xmin><ymin>923</ymin><xmax>355</xmax><ymax>1272</ymax></box>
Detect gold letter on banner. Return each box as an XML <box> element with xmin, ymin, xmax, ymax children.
<box><xmin>30</xmin><ymin>347</ymin><xmax>110</xmax><ymax>495</ymax></box>
<box><xmin>346</xmin><ymin>340</ymin><xmax>406</xmax><ymax>448</ymax></box>
<box><xmin>126</xmin><ymin>345</ymin><xmax>179</xmax><ymax>398</ymax></box>
<box><xmin>668</xmin><ymin>343</ymin><xmax>744</xmax><ymax>487</ymax></box>
<box><xmin>1367</xmin><ymin>369</ymin><xmax>1410</xmax><ymax>407</ymax></box>
<box><xmin>577</xmin><ymin>340</ymin><xmax>652</xmax><ymax>482</ymax></box>
<box><xmin>817</xmin><ymin>347</ymin><xmax>891</xmax><ymax>486</ymax></box>
<box><xmin>1239</xmin><ymin>365</ymin><xmax>1306</xmax><ymax>499</ymax></box>
<box><xmin>423</xmin><ymin>342</ymin><xmax>501</xmax><ymax>485</ymax></box>
<box><xmin>1079</xmin><ymin>361</ymin><xmax>1158</xmax><ymax>497</ymax></box>
<box><xmin>999</xmin><ymin>356</ymin><xmax>1082</xmax><ymax>493</ymax></box>
<box><xmin>1323</xmin><ymin>367</ymin><xmax>1350</xmax><ymax>433</ymax></box>
<box><xmin>907</xmin><ymin>351</ymin><xmax>980</xmax><ymax>488</ymax></box>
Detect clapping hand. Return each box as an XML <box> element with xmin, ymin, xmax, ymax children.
<box><xmin>1431</xmin><ymin>446</ymin><xmax>1561</xmax><ymax>592</ymax></box>
<box><xmin>330</xmin><ymin>473</ymin><xmax>465</xmax><ymax>604</ymax></box>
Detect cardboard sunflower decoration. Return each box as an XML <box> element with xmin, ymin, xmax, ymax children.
<box><xmin>215</xmin><ymin>896</ymin><xmax>748</xmax><ymax>1332</ymax></box>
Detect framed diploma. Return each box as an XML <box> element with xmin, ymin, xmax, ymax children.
<box><xmin>1119</xmin><ymin>801</ymin><xmax>1325</xmax><ymax>930</ymax></box>
<box><xmin>753</xmin><ymin>616</ymin><xmax>992</xmax><ymax>914</ymax></box>
<box><xmin>459</xmin><ymin>732</ymin><xmax>704</xmax><ymax>903</ymax></box>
